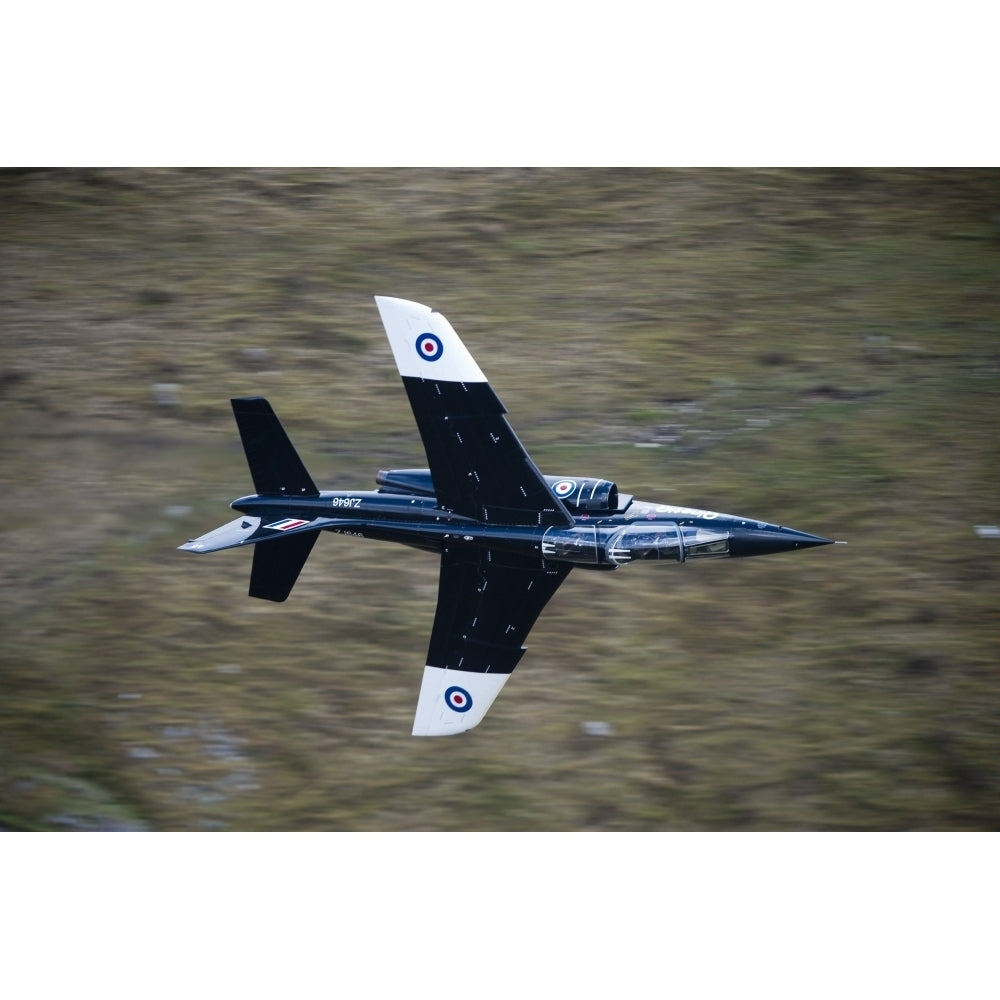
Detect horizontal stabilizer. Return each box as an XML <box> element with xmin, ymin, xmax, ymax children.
<box><xmin>179</xmin><ymin>516</ymin><xmax>262</xmax><ymax>553</ymax></box>
<box><xmin>179</xmin><ymin>515</ymin><xmax>336</xmax><ymax>553</ymax></box>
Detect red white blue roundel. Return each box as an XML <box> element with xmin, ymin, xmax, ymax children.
<box><xmin>415</xmin><ymin>332</ymin><xmax>444</xmax><ymax>362</ymax></box>
<box><xmin>444</xmin><ymin>685</ymin><xmax>473</xmax><ymax>713</ymax></box>
<box><xmin>553</xmin><ymin>479</ymin><xmax>577</xmax><ymax>499</ymax></box>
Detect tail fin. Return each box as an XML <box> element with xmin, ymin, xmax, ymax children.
<box><xmin>249</xmin><ymin>532</ymin><xmax>318</xmax><ymax>602</ymax></box>
<box><xmin>231</xmin><ymin>397</ymin><xmax>319</xmax><ymax>497</ymax></box>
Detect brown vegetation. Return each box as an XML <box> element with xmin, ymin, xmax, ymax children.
<box><xmin>1</xmin><ymin>168</ymin><xmax>998</xmax><ymax>829</ymax></box>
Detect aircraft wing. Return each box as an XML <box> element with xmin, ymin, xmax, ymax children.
<box><xmin>375</xmin><ymin>296</ymin><xmax>574</xmax><ymax>528</ymax></box>
<box><xmin>412</xmin><ymin>547</ymin><xmax>572</xmax><ymax>735</ymax></box>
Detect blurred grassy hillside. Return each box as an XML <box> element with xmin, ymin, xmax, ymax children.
<box><xmin>1</xmin><ymin>168</ymin><xmax>998</xmax><ymax>830</ymax></box>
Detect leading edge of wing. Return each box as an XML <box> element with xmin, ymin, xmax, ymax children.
<box><xmin>412</xmin><ymin>548</ymin><xmax>572</xmax><ymax>736</ymax></box>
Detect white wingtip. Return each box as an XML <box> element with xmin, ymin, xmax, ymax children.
<box><xmin>411</xmin><ymin>666</ymin><xmax>512</xmax><ymax>736</ymax></box>
<box><xmin>374</xmin><ymin>296</ymin><xmax>487</xmax><ymax>384</ymax></box>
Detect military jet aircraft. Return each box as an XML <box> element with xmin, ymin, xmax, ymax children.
<box><xmin>181</xmin><ymin>296</ymin><xmax>835</xmax><ymax>735</ymax></box>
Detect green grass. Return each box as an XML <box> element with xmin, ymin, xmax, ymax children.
<box><xmin>1</xmin><ymin>168</ymin><xmax>999</xmax><ymax>830</ymax></box>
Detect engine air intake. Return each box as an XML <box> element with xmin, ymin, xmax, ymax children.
<box><xmin>543</xmin><ymin>476</ymin><xmax>619</xmax><ymax>512</ymax></box>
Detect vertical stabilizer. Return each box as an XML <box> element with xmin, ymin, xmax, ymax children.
<box><xmin>249</xmin><ymin>533</ymin><xmax>318</xmax><ymax>602</ymax></box>
<box><xmin>231</xmin><ymin>397</ymin><xmax>319</xmax><ymax>497</ymax></box>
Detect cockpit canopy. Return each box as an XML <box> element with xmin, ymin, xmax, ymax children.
<box><xmin>607</xmin><ymin>524</ymin><xmax>730</xmax><ymax>563</ymax></box>
<box><xmin>542</xmin><ymin>523</ymin><xmax>731</xmax><ymax>566</ymax></box>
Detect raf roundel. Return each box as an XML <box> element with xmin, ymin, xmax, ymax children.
<box><xmin>415</xmin><ymin>332</ymin><xmax>444</xmax><ymax>362</ymax></box>
<box><xmin>553</xmin><ymin>479</ymin><xmax>577</xmax><ymax>499</ymax></box>
<box><xmin>444</xmin><ymin>685</ymin><xmax>473</xmax><ymax>713</ymax></box>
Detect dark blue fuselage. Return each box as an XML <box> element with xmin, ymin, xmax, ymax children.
<box><xmin>230</xmin><ymin>485</ymin><xmax>831</xmax><ymax>570</ymax></box>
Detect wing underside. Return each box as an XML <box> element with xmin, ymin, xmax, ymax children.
<box><xmin>375</xmin><ymin>296</ymin><xmax>577</xmax><ymax>734</ymax></box>
<box><xmin>401</xmin><ymin>377</ymin><xmax>573</xmax><ymax>527</ymax></box>
<box><xmin>413</xmin><ymin>547</ymin><xmax>571</xmax><ymax>735</ymax></box>
<box><xmin>374</xmin><ymin>295</ymin><xmax>573</xmax><ymax>528</ymax></box>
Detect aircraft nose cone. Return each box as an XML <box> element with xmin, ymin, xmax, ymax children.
<box><xmin>729</xmin><ymin>524</ymin><xmax>833</xmax><ymax>558</ymax></box>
